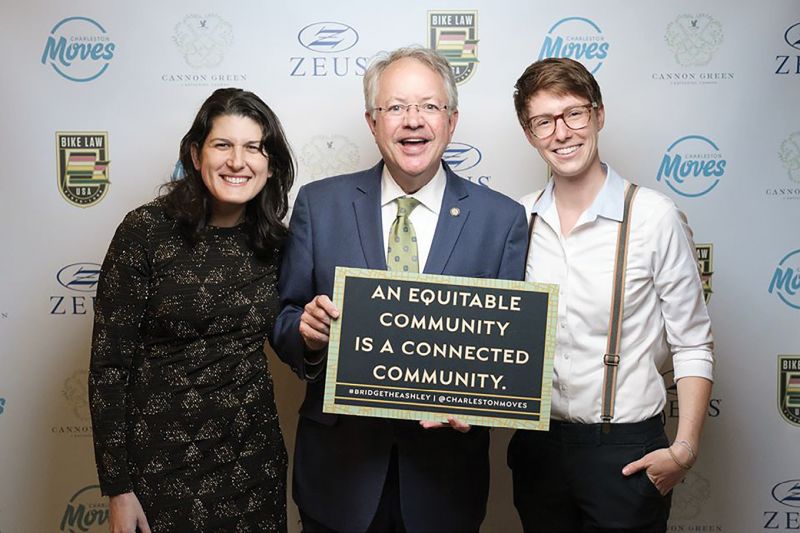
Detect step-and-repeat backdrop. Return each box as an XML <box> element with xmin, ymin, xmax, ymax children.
<box><xmin>1</xmin><ymin>1</ymin><xmax>799</xmax><ymax>532</ymax></box>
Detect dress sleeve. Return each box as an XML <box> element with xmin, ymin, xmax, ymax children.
<box><xmin>88</xmin><ymin>209</ymin><xmax>152</xmax><ymax>496</ymax></box>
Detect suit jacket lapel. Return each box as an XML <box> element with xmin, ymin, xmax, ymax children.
<box><xmin>424</xmin><ymin>165</ymin><xmax>470</xmax><ymax>275</ymax></box>
<box><xmin>352</xmin><ymin>161</ymin><xmax>387</xmax><ymax>270</ymax></box>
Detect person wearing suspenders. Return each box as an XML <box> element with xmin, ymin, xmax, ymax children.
<box><xmin>507</xmin><ymin>57</ymin><xmax>714</xmax><ymax>532</ymax></box>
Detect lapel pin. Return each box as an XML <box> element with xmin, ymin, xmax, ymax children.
<box><xmin>449</xmin><ymin>207</ymin><xmax>460</xmax><ymax>217</ymax></box>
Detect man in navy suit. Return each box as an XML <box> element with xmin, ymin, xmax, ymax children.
<box><xmin>274</xmin><ymin>46</ymin><xmax>527</xmax><ymax>532</ymax></box>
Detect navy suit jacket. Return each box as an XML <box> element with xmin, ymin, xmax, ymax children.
<box><xmin>274</xmin><ymin>161</ymin><xmax>527</xmax><ymax>532</ymax></box>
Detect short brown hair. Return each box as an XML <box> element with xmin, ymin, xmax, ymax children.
<box><xmin>513</xmin><ymin>58</ymin><xmax>603</xmax><ymax>131</ymax></box>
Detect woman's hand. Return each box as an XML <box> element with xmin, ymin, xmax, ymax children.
<box><xmin>109</xmin><ymin>492</ymin><xmax>151</xmax><ymax>533</ymax></box>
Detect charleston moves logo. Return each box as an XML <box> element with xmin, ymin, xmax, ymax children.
<box><xmin>538</xmin><ymin>17</ymin><xmax>608</xmax><ymax>74</ymax></box>
<box><xmin>776</xmin><ymin>21</ymin><xmax>800</xmax><ymax>75</ymax></box>
<box><xmin>428</xmin><ymin>11</ymin><xmax>479</xmax><ymax>84</ymax></box>
<box><xmin>299</xmin><ymin>135</ymin><xmax>360</xmax><ymax>180</ymax></box>
<box><xmin>60</xmin><ymin>485</ymin><xmax>108</xmax><ymax>532</ymax></box>
<box><xmin>56</xmin><ymin>132</ymin><xmax>110</xmax><ymax>208</ymax></box>
<box><xmin>778</xmin><ymin>356</ymin><xmax>800</xmax><ymax>427</ymax></box>
<box><xmin>769</xmin><ymin>249</ymin><xmax>800</xmax><ymax>310</ymax></box>
<box><xmin>444</xmin><ymin>142</ymin><xmax>491</xmax><ymax>188</ymax></box>
<box><xmin>695</xmin><ymin>244</ymin><xmax>713</xmax><ymax>304</ymax></box>
<box><xmin>41</xmin><ymin>17</ymin><xmax>116</xmax><ymax>82</ymax></box>
<box><xmin>656</xmin><ymin>135</ymin><xmax>726</xmax><ymax>198</ymax></box>
<box><xmin>291</xmin><ymin>22</ymin><xmax>367</xmax><ymax>77</ymax></box>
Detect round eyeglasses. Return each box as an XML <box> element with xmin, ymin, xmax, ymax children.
<box><xmin>527</xmin><ymin>102</ymin><xmax>598</xmax><ymax>139</ymax></box>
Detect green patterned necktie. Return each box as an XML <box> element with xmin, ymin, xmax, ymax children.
<box><xmin>387</xmin><ymin>196</ymin><xmax>421</xmax><ymax>273</ymax></box>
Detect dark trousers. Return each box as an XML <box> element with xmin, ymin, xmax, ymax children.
<box><xmin>300</xmin><ymin>445</ymin><xmax>406</xmax><ymax>533</ymax></box>
<box><xmin>508</xmin><ymin>416</ymin><xmax>672</xmax><ymax>533</ymax></box>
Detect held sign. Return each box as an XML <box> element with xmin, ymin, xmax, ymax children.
<box><xmin>323</xmin><ymin>267</ymin><xmax>558</xmax><ymax>430</ymax></box>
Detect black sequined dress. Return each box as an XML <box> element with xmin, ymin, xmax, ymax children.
<box><xmin>89</xmin><ymin>199</ymin><xmax>287</xmax><ymax>532</ymax></box>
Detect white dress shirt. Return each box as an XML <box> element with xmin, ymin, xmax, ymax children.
<box><xmin>381</xmin><ymin>164</ymin><xmax>446</xmax><ymax>271</ymax></box>
<box><xmin>519</xmin><ymin>164</ymin><xmax>714</xmax><ymax>423</ymax></box>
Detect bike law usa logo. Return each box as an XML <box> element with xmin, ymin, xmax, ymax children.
<box><xmin>56</xmin><ymin>132</ymin><xmax>110</xmax><ymax>208</ymax></box>
<box><xmin>428</xmin><ymin>11</ymin><xmax>479</xmax><ymax>84</ymax></box>
<box><xmin>779</xmin><ymin>355</ymin><xmax>800</xmax><ymax>427</ymax></box>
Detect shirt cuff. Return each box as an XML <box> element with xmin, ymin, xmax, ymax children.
<box><xmin>303</xmin><ymin>348</ymin><xmax>327</xmax><ymax>381</ymax></box>
<box><xmin>673</xmin><ymin>351</ymin><xmax>714</xmax><ymax>382</ymax></box>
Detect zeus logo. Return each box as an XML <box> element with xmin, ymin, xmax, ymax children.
<box><xmin>51</xmin><ymin>263</ymin><xmax>101</xmax><ymax>316</ymax></box>
<box><xmin>443</xmin><ymin>143</ymin><xmax>482</xmax><ymax>171</ymax></box>
<box><xmin>308</xmin><ymin>27</ymin><xmax>347</xmax><ymax>50</ymax></box>
<box><xmin>763</xmin><ymin>479</ymin><xmax>800</xmax><ymax>529</ymax></box>
<box><xmin>443</xmin><ymin>142</ymin><xmax>491</xmax><ymax>188</ymax></box>
<box><xmin>298</xmin><ymin>22</ymin><xmax>358</xmax><ymax>53</ymax></box>
<box><xmin>57</xmin><ymin>263</ymin><xmax>101</xmax><ymax>292</ymax></box>
<box><xmin>776</xmin><ymin>22</ymin><xmax>800</xmax><ymax>75</ymax></box>
<box><xmin>291</xmin><ymin>21</ymin><xmax>367</xmax><ymax>77</ymax></box>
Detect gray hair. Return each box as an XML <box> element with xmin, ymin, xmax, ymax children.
<box><xmin>363</xmin><ymin>46</ymin><xmax>458</xmax><ymax>118</ymax></box>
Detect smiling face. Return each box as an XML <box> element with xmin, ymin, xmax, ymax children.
<box><xmin>524</xmin><ymin>90</ymin><xmax>605</xmax><ymax>184</ymax></box>
<box><xmin>365</xmin><ymin>57</ymin><xmax>458</xmax><ymax>193</ymax></box>
<box><xmin>191</xmin><ymin>114</ymin><xmax>271</xmax><ymax>226</ymax></box>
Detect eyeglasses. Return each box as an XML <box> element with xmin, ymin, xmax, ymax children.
<box><xmin>527</xmin><ymin>102</ymin><xmax>598</xmax><ymax>139</ymax></box>
<box><xmin>373</xmin><ymin>103</ymin><xmax>450</xmax><ymax>118</ymax></box>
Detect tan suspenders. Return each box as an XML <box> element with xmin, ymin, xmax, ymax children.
<box><xmin>526</xmin><ymin>183</ymin><xmax>639</xmax><ymax>431</ymax></box>
<box><xmin>601</xmin><ymin>183</ymin><xmax>639</xmax><ymax>431</ymax></box>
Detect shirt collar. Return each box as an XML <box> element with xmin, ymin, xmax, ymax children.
<box><xmin>381</xmin><ymin>163</ymin><xmax>445</xmax><ymax>215</ymax></box>
<box><xmin>530</xmin><ymin>163</ymin><xmax>626</xmax><ymax>223</ymax></box>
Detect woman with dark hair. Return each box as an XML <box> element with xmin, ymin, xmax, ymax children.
<box><xmin>89</xmin><ymin>88</ymin><xmax>294</xmax><ymax>533</ymax></box>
